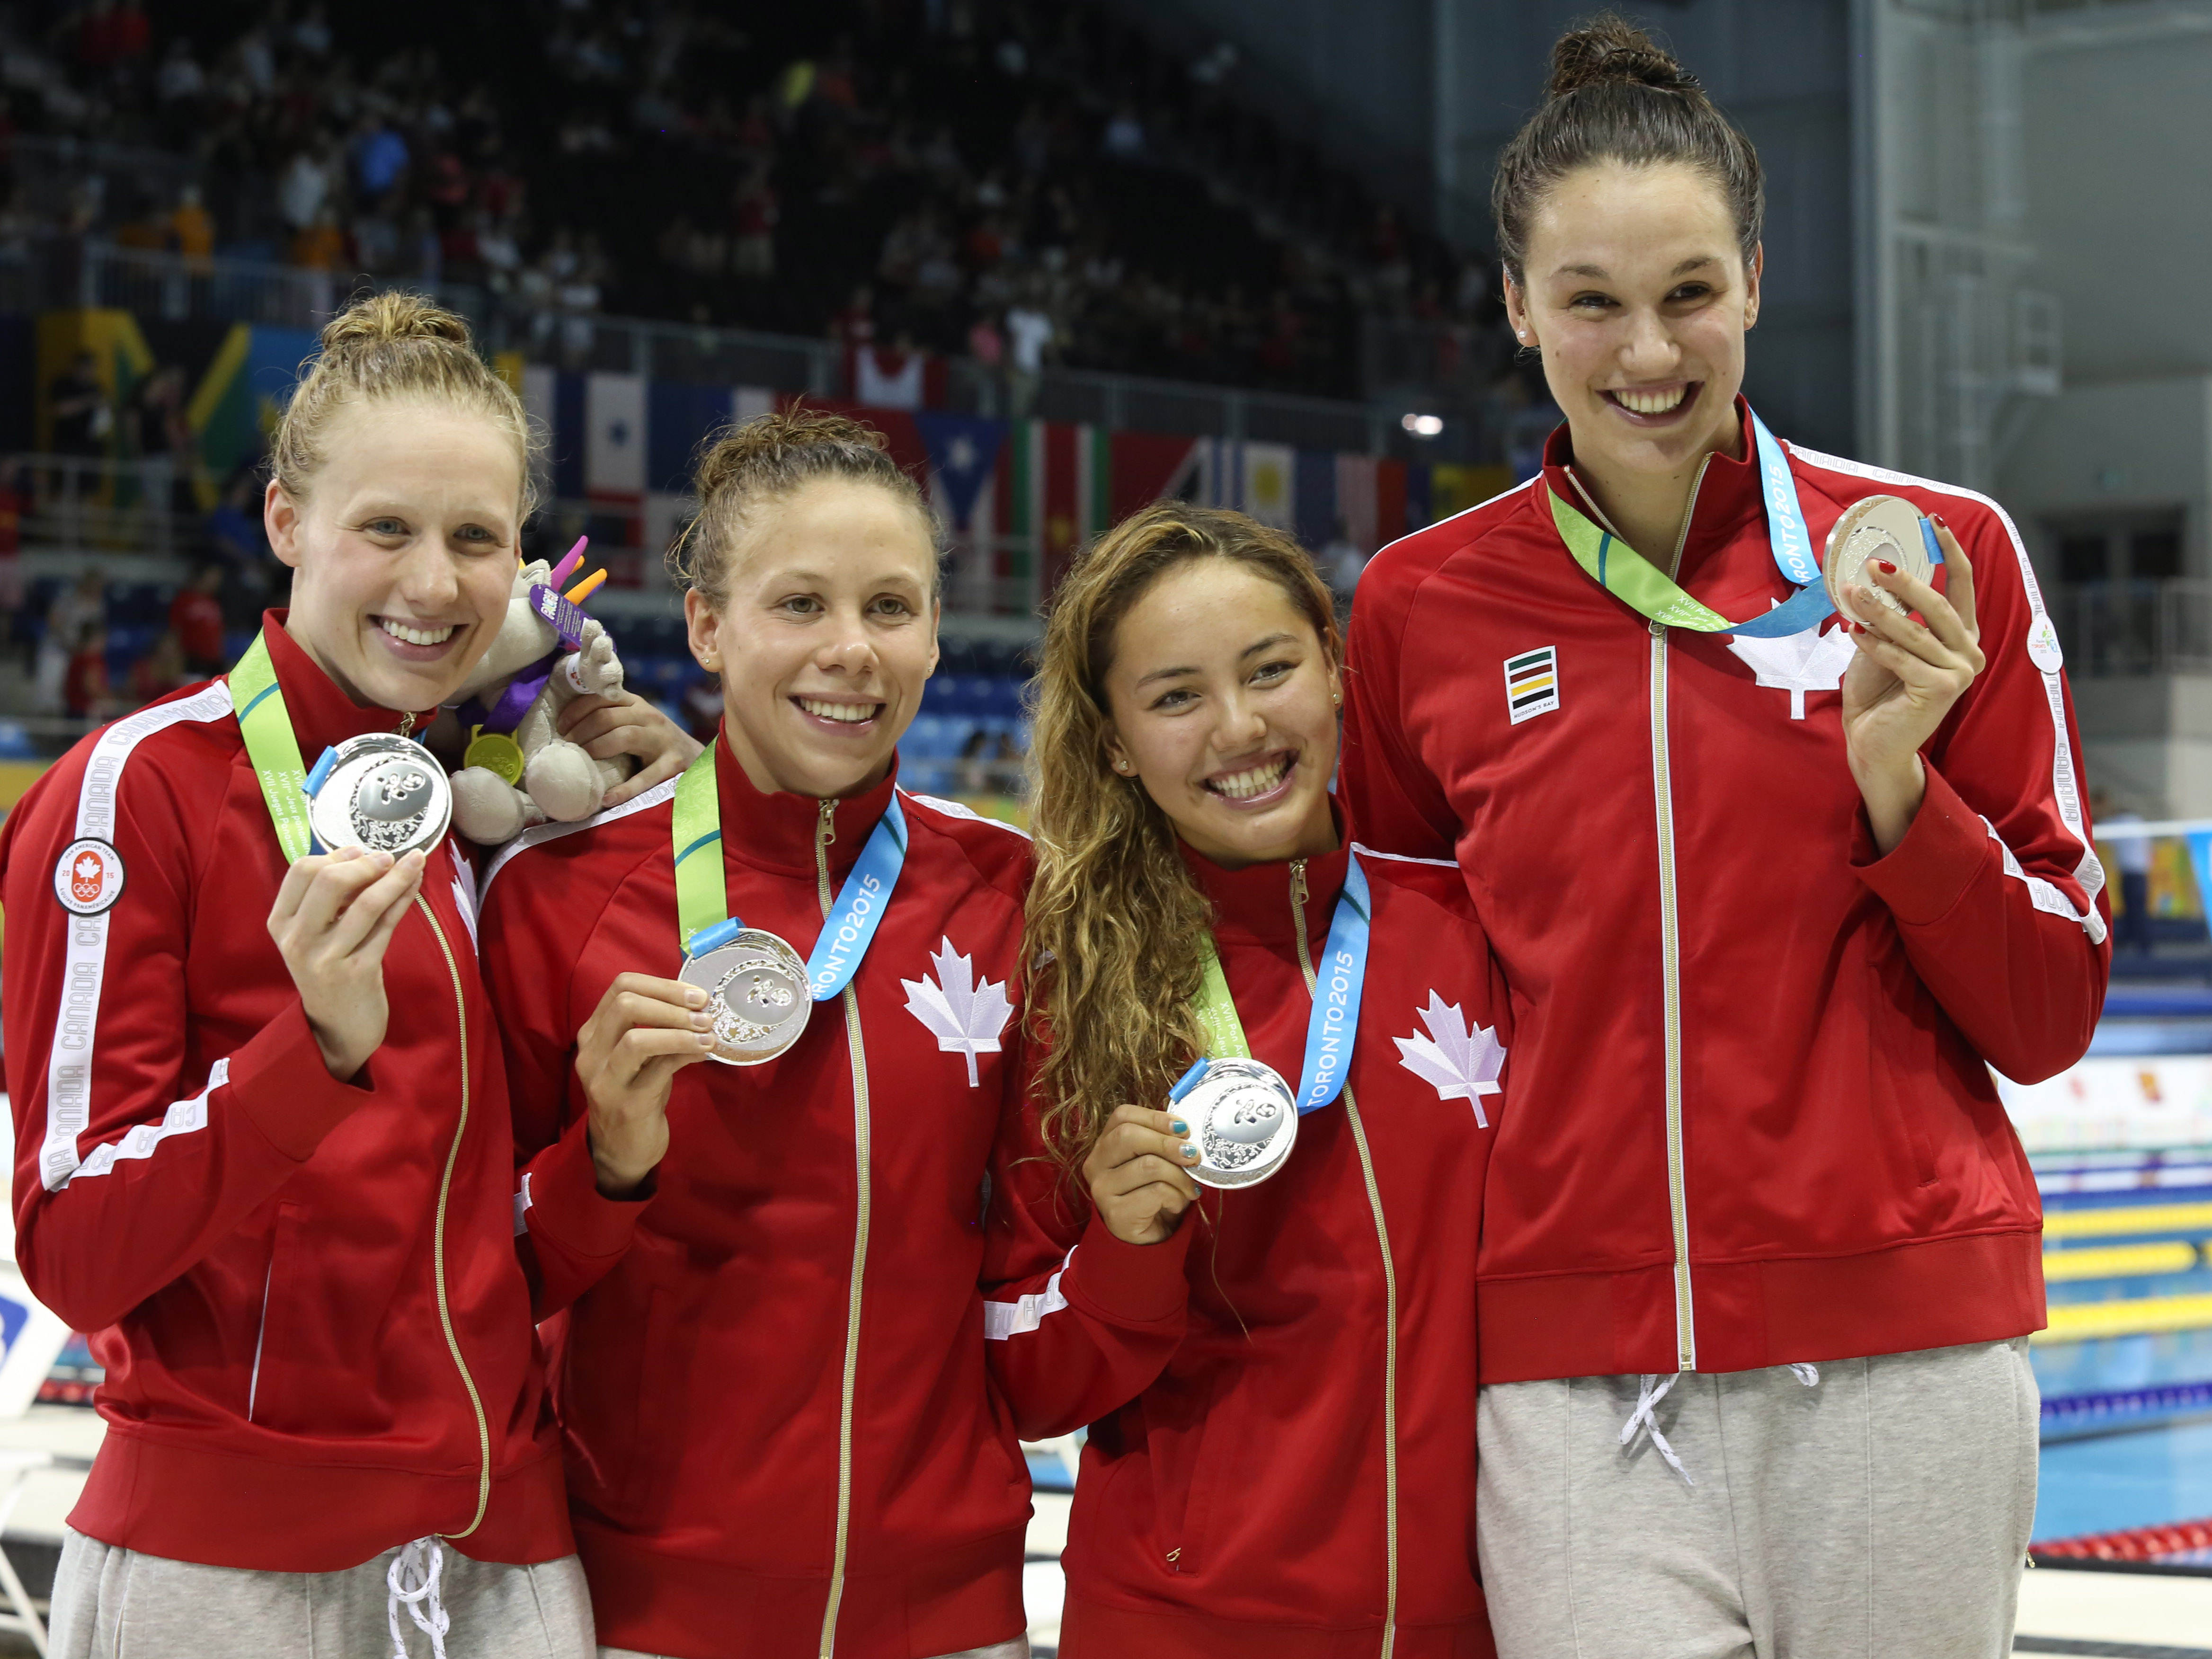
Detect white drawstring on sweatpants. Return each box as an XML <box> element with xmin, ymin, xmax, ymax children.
<box><xmin>1619</xmin><ymin>1374</ymin><xmax>1696</xmax><ymax>1484</ymax></box>
<box><xmin>1620</xmin><ymin>1365</ymin><xmax>1821</xmax><ymax>1487</ymax></box>
<box><xmin>388</xmin><ymin>1536</ymin><xmax>450</xmax><ymax>1659</ymax></box>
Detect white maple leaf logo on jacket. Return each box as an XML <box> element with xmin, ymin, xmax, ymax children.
<box><xmin>1725</xmin><ymin>610</ymin><xmax>1858</xmax><ymax>719</ymax></box>
<box><xmin>901</xmin><ymin>938</ymin><xmax>1014</xmax><ymax>1087</ymax></box>
<box><xmin>1394</xmin><ymin>991</ymin><xmax>1505</xmax><ymax>1126</ymax></box>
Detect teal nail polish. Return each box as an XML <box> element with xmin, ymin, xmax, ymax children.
<box><xmin>1181</xmin><ymin>1143</ymin><xmax>1198</xmax><ymax>1161</ymax></box>
<box><xmin>1170</xmin><ymin>1118</ymin><xmax>1189</xmax><ymax>1136</ymax></box>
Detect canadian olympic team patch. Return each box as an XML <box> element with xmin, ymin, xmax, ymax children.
<box><xmin>54</xmin><ymin>838</ymin><xmax>124</xmax><ymax>915</ymax></box>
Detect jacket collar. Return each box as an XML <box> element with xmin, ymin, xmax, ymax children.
<box><xmin>258</xmin><ymin>611</ymin><xmax>429</xmax><ymax>753</ymax></box>
<box><xmin>712</xmin><ymin>724</ymin><xmax>901</xmax><ymax>881</ymax></box>
<box><xmin>1541</xmin><ymin>395</ymin><xmax>1768</xmax><ymax>583</ymax></box>
<box><xmin>1178</xmin><ymin>806</ymin><xmax>1351</xmax><ymax>952</ymax></box>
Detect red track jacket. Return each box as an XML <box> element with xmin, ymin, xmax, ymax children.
<box><xmin>1340</xmin><ymin>404</ymin><xmax>2109</xmax><ymax>1382</ymax></box>
<box><xmin>0</xmin><ymin>618</ymin><xmax>571</xmax><ymax>1570</ymax></box>
<box><xmin>983</xmin><ymin>834</ymin><xmax>1505</xmax><ymax>1659</ymax></box>
<box><xmin>478</xmin><ymin>738</ymin><xmax>1034</xmax><ymax>1659</ymax></box>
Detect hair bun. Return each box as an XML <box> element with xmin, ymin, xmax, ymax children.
<box><xmin>694</xmin><ymin>406</ymin><xmax>889</xmax><ymax>500</ymax></box>
<box><xmin>1547</xmin><ymin>15</ymin><xmax>1698</xmax><ymax>98</ymax></box>
<box><xmin>317</xmin><ymin>290</ymin><xmax>475</xmax><ymax>359</ymax></box>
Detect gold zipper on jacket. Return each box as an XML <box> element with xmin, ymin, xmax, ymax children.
<box><xmin>1651</xmin><ymin>462</ymin><xmax>1710</xmax><ymax>1375</ymax></box>
<box><xmin>815</xmin><ymin>798</ymin><xmax>871</xmax><ymax>1659</ymax></box>
<box><xmin>1291</xmin><ymin>861</ymin><xmax>1398</xmax><ymax>1658</ymax></box>
<box><xmin>416</xmin><ymin>894</ymin><xmax>494</xmax><ymax>1537</ymax></box>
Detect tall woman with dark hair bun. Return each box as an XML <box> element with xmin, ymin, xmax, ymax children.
<box><xmin>1339</xmin><ymin>16</ymin><xmax>2104</xmax><ymax>1657</ymax></box>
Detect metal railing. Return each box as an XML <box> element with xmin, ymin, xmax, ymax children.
<box><xmin>0</xmin><ymin>454</ymin><xmax>202</xmax><ymax>556</ymax></box>
<box><xmin>0</xmin><ymin>236</ymin><xmax>1435</xmax><ymax>452</ymax></box>
<box><xmin>2052</xmin><ymin>580</ymin><xmax>2212</xmax><ymax>677</ymax></box>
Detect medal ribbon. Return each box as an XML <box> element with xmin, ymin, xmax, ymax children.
<box><xmin>1173</xmin><ymin>855</ymin><xmax>1375</xmax><ymax>1117</ymax></box>
<box><xmin>228</xmin><ymin>630</ymin><xmax>317</xmax><ymax>863</ymax></box>
<box><xmin>1548</xmin><ymin>408</ymin><xmax>1841</xmax><ymax>639</ymax></box>
<box><xmin>670</xmin><ymin>744</ymin><xmax>909</xmax><ymax>1000</ymax></box>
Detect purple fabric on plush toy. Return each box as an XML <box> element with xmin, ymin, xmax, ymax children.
<box><xmin>462</xmin><ymin>658</ymin><xmax>555</xmax><ymax>735</ymax></box>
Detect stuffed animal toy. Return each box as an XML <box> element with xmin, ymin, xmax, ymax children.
<box><xmin>447</xmin><ymin>538</ymin><xmax>634</xmax><ymax>844</ymax></box>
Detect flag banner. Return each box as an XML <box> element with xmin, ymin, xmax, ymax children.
<box><xmin>1377</xmin><ymin>458</ymin><xmax>1409</xmax><ymax>547</ymax></box>
<box><xmin>1429</xmin><ymin>464</ymin><xmax>1518</xmax><ymax>523</ymax></box>
<box><xmin>1295</xmin><ymin>451</ymin><xmax>1338</xmax><ymax>548</ymax></box>
<box><xmin>185</xmin><ymin>322</ymin><xmax>317</xmax><ymax>500</ymax></box>
<box><xmin>586</xmin><ymin>372</ymin><xmax>647</xmax><ymax>498</ymax></box>
<box><xmin>1241</xmin><ymin>443</ymin><xmax>1297</xmax><ymax>530</ymax></box>
<box><xmin>1193</xmin><ymin>437</ymin><xmax>1237</xmax><ymax>510</ymax></box>
<box><xmin>1000</xmin><ymin>419</ymin><xmax>1110</xmax><ymax>602</ymax></box>
<box><xmin>521</xmin><ymin>366</ymin><xmax>587</xmax><ymax>502</ymax></box>
<box><xmin>648</xmin><ymin>382</ymin><xmax>735</xmax><ymax>494</ymax></box>
<box><xmin>644</xmin><ymin>492</ymin><xmax>696</xmax><ymax>565</ymax></box>
<box><xmin>915</xmin><ymin>410</ymin><xmax>1008</xmax><ymax>529</ymax></box>
<box><xmin>853</xmin><ymin>346</ymin><xmax>925</xmax><ymax>409</ymax></box>
<box><xmin>786</xmin><ymin>397</ymin><xmax>929</xmax><ymax>481</ymax></box>
<box><xmin>1336</xmin><ymin>453</ymin><xmax>1378</xmax><ymax>552</ymax></box>
<box><xmin>1404</xmin><ymin>462</ymin><xmax>1432</xmax><ymax>534</ymax></box>
<box><xmin>1110</xmin><ymin>430</ymin><xmax>1200</xmax><ymax>522</ymax></box>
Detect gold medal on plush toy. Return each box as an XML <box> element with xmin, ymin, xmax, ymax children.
<box><xmin>463</xmin><ymin>727</ymin><xmax>526</xmax><ymax>786</ymax></box>
<box><xmin>444</xmin><ymin>537</ymin><xmax>638</xmax><ymax>846</ymax></box>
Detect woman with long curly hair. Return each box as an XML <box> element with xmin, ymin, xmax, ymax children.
<box><xmin>1339</xmin><ymin>16</ymin><xmax>2100</xmax><ymax>1656</ymax></box>
<box><xmin>983</xmin><ymin>502</ymin><xmax>1510</xmax><ymax>1658</ymax></box>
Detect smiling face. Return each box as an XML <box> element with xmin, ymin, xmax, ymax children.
<box><xmin>687</xmin><ymin>477</ymin><xmax>940</xmax><ymax>800</ymax></box>
<box><xmin>1100</xmin><ymin>558</ymin><xmax>1341</xmax><ymax>869</ymax></box>
<box><xmin>1505</xmin><ymin>159</ymin><xmax>1760</xmax><ymax>486</ymax></box>
<box><xmin>267</xmin><ymin>397</ymin><xmax>523</xmax><ymax>712</ymax></box>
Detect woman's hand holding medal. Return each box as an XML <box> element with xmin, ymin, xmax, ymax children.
<box><xmin>1839</xmin><ymin>519</ymin><xmax>1985</xmax><ymax>854</ymax></box>
<box><xmin>574</xmin><ymin>973</ymin><xmax>719</xmax><ymax>1197</ymax></box>
<box><xmin>267</xmin><ymin>846</ymin><xmax>428</xmax><ymax>1083</ymax></box>
<box><xmin>1084</xmin><ymin>1104</ymin><xmax>1205</xmax><ymax>1246</ymax></box>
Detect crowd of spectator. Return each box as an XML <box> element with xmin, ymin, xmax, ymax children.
<box><xmin>17</xmin><ymin>555</ymin><xmax>248</xmax><ymax>724</ymax></box>
<box><xmin>0</xmin><ymin>0</ymin><xmax>1512</xmax><ymax>402</ymax></box>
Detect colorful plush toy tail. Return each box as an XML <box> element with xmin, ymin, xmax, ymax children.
<box><xmin>526</xmin><ymin>536</ymin><xmax>611</xmax><ymax>633</ymax></box>
<box><xmin>548</xmin><ymin>537</ymin><xmax>588</xmax><ymax>588</ymax></box>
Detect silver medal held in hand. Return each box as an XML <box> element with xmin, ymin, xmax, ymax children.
<box><xmin>1181</xmin><ymin>1057</ymin><xmax>1299</xmax><ymax>1190</ymax></box>
<box><xmin>679</xmin><ymin>927</ymin><xmax>812</xmax><ymax>1065</ymax></box>
<box><xmin>304</xmin><ymin>733</ymin><xmax>451</xmax><ymax>857</ymax></box>
<box><xmin>1824</xmin><ymin>495</ymin><xmax>1935</xmax><ymax>625</ymax></box>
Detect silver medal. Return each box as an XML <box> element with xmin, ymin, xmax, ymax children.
<box><xmin>1823</xmin><ymin>495</ymin><xmax>1933</xmax><ymax>626</ymax></box>
<box><xmin>679</xmin><ymin>928</ymin><xmax>813</xmax><ymax>1065</ymax></box>
<box><xmin>1184</xmin><ymin>1057</ymin><xmax>1299</xmax><ymax>1190</ymax></box>
<box><xmin>305</xmin><ymin>733</ymin><xmax>451</xmax><ymax>857</ymax></box>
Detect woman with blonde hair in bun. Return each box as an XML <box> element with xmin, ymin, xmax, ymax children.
<box><xmin>0</xmin><ymin>290</ymin><xmax>701</xmax><ymax>1656</ymax></box>
<box><xmin>1340</xmin><ymin>16</ymin><xmax>2102</xmax><ymax>1657</ymax></box>
<box><xmin>480</xmin><ymin>408</ymin><xmax>1038</xmax><ymax>1659</ymax></box>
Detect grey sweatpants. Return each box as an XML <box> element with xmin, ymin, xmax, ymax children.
<box><xmin>49</xmin><ymin>1527</ymin><xmax>595</xmax><ymax>1659</ymax></box>
<box><xmin>1475</xmin><ymin>1339</ymin><xmax>2040</xmax><ymax>1659</ymax></box>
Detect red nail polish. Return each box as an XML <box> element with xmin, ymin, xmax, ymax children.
<box><xmin>1931</xmin><ymin>514</ymin><xmax>1947</xmax><ymax>528</ymax></box>
<box><xmin>1876</xmin><ymin>559</ymin><xmax>1897</xmax><ymax>575</ymax></box>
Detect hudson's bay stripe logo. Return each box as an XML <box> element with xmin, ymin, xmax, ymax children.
<box><xmin>1504</xmin><ymin>647</ymin><xmax>1561</xmax><ymax>724</ymax></box>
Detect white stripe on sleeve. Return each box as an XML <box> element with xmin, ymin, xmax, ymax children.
<box><xmin>983</xmin><ymin>1247</ymin><xmax>1075</xmax><ymax>1340</ymax></box>
<box><xmin>43</xmin><ymin>683</ymin><xmax>236</xmax><ymax>1191</ymax></box>
<box><xmin>65</xmin><ymin>1057</ymin><xmax>228</xmax><ymax>1186</ymax></box>
<box><xmin>1787</xmin><ymin>445</ymin><xmax>2106</xmax><ymax>945</ymax></box>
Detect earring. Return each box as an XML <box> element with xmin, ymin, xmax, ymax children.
<box><xmin>1113</xmin><ymin>758</ymin><xmax>1130</xmax><ymax>773</ymax></box>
